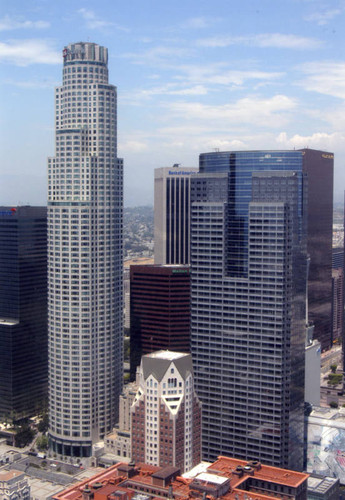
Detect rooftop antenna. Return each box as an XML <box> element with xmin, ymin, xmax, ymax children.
<box><xmin>172</xmin><ymin>163</ymin><xmax>180</xmax><ymax>168</ymax></box>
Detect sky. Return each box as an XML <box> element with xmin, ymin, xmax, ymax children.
<box><xmin>1</xmin><ymin>0</ymin><xmax>345</xmax><ymax>206</ymax></box>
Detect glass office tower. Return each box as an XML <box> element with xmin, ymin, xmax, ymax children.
<box><xmin>0</xmin><ymin>206</ymin><xmax>47</xmax><ymax>420</ymax></box>
<box><xmin>48</xmin><ymin>43</ymin><xmax>123</xmax><ymax>457</ymax></box>
<box><xmin>191</xmin><ymin>151</ymin><xmax>308</xmax><ymax>470</ymax></box>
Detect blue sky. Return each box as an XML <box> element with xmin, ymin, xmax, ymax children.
<box><xmin>1</xmin><ymin>0</ymin><xmax>345</xmax><ymax>206</ymax></box>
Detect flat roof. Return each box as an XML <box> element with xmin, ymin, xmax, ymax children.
<box><xmin>308</xmin><ymin>475</ymin><xmax>338</xmax><ymax>492</ymax></box>
<box><xmin>53</xmin><ymin>457</ymin><xmax>309</xmax><ymax>500</ymax></box>
<box><xmin>0</xmin><ymin>470</ymin><xmax>24</xmax><ymax>481</ymax></box>
<box><xmin>196</xmin><ymin>472</ymin><xmax>229</xmax><ymax>485</ymax></box>
<box><xmin>147</xmin><ymin>351</ymin><xmax>187</xmax><ymax>361</ymax></box>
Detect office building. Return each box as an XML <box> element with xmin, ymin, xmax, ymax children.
<box><xmin>307</xmin><ymin>475</ymin><xmax>339</xmax><ymax>500</ymax></box>
<box><xmin>53</xmin><ymin>456</ymin><xmax>309</xmax><ymax>500</ymax></box>
<box><xmin>332</xmin><ymin>268</ymin><xmax>343</xmax><ymax>344</ymax></box>
<box><xmin>331</xmin><ymin>247</ymin><xmax>344</xmax><ymax>347</ymax></box>
<box><xmin>131</xmin><ymin>351</ymin><xmax>201</xmax><ymax>473</ymax></box>
<box><xmin>0</xmin><ymin>206</ymin><xmax>47</xmax><ymax>420</ymax></box>
<box><xmin>104</xmin><ymin>381</ymin><xmax>137</xmax><ymax>462</ymax></box>
<box><xmin>302</xmin><ymin>149</ymin><xmax>333</xmax><ymax>351</ymax></box>
<box><xmin>191</xmin><ymin>151</ymin><xmax>309</xmax><ymax>470</ymax></box>
<box><xmin>130</xmin><ymin>264</ymin><xmax>190</xmax><ymax>379</ymax></box>
<box><xmin>154</xmin><ymin>166</ymin><xmax>198</xmax><ymax>265</ymax></box>
<box><xmin>332</xmin><ymin>247</ymin><xmax>344</xmax><ymax>270</ymax></box>
<box><xmin>48</xmin><ymin>42</ymin><xmax>123</xmax><ymax>457</ymax></box>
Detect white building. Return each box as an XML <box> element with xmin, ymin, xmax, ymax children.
<box><xmin>48</xmin><ymin>42</ymin><xmax>123</xmax><ymax>457</ymax></box>
<box><xmin>154</xmin><ymin>166</ymin><xmax>198</xmax><ymax>265</ymax></box>
<box><xmin>0</xmin><ymin>470</ymin><xmax>29</xmax><ymax>500</ymax></box>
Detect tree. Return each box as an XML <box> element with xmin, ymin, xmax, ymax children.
<box><xmin>330</xmin><ymin>364</ymin><xmax>337</xmax><ymax>373</ymax></box>
<box><xmin>14</xmin><ymin>425</ymin><xmax>36</xmax><ymax>448</ymax></box>
<box><xmin>36</xmin><ymin>435</ymin><xmax>49</xmax><ymax>451</ymax></box>
<box><xmin>330</xmin><ymin>401</ymin><xmax>338</xmax><ymax>408</ymax></box>
<box><xmin>37</xmin><ymin>412</ymin><xmax>49</xmax><ymax>433</ymax></box>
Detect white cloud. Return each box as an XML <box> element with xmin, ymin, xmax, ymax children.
<box><xmin>299</xmin><ymin>61</ymin><xmax>345</xmax><ymax>99</ymax></box>
<box><xmin>119</xmin><ymin>140</ymin><xmax>148</xmax><ymax>153</ymax></box>
<box><xmin>166</xmin><ymin>94</ymin><xmax>297</xmax><ymax>128</ymax></box>
<box><xmin>4</xmin><ymin>78</ymin><xmax>58</xmax><ymax>89</ymax></box>
<box><xmin>180</xmin><ymin>17</ymin><xmax>217</xmax><ymax>29</ymax></box>
<box><xmin>197</xmin><ymin>33</ymin><xmax>322</xmax><ymax>49</ymax></box>
<box><xmin>305</xmin><ymin>9</ymin><xmax>342</xmax><ymax>25</ymax></box>
<box><xmin>276</xmin><ymin>131</ymin><xmax>344</xmax><ymax>150</ymax></box>
<box><xmin>78</xmin><ymin>8</ymin><xmax>129</xmax><ymax>31</ymax></box>
<box><xmin>0</xmin><ymin>39</ymin><xmax>60</xmax><ymax>66</ymax></box>
<box><xmin>139</xmin><ymin>84</ymin><xmax>208</xmax><ymax>97</ymax></box>
<box><xmin>177</xmin><ymin>65</ymin><xmax>284</xmax><ymax>86</ymax></box>
<box><xmin>0</xmin><ymin>15</ymin><xmax>50</xmax><ymax>31</ymax></box>
<box><xmin>123</xmin><ymin>46</ymin><xmax>195</xmax><ymax>65</ymax></box>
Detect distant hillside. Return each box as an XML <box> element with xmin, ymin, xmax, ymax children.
<box><xmin>124</xmin><ymin>206</ymin><xmax>154</xmax><ymax>259</ymax></box>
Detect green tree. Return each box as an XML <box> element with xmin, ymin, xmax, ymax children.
<box><xmin>330</xmin><ymin>401</ymin><xmax>338</xmax><ymax>408</ymax></box>
<box><xmin>37</xmin><ymin>412</ymin><xmax>49</xmax><ymax>433</ymax></box>
<box><xmin>330</xmin><ymin>364</ymin><xmax>337</xmax><ymax>373</ymax></box>
<box><xmin>36</xmin><ymin>435</ymin><xmax>49</xmax><ymax>451</ymax></box>
<box><xmin>14</xmin><ymin>425</ymin><xmax>36</xmax><ymax>448</ymax></box>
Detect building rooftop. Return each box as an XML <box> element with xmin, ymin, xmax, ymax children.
<box><xmin>147</xmin><ymin>351</ymin><xmax>186</xmax><ymax>361</ymax></box>
<box><xmin>142</xmin><ymin>351</ymin><xmax>193</xmax><ymax>381</ymax></box>
<box><xmin>308</xmin><ymin>475</ymin><xmax>339</xmax><ymax>493</ymax></box>
<box><xmin>0</xmin><ymin>470</ymin><xmax>24</xmax><ymax>481</ymax></box>
<box><xmin>53</xmin><ymin>456</ymin><xmax>309</xmax><ymax>500</ymax></box>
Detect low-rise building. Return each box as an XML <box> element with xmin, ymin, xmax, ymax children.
<box><xmin>307</xmin><ymin>474</ymin><xmax>339</xmax><ymax>499</ymax></box>
<box><xmin>53</xmin><ymin>456</ymin><xmax>309</xmax><ymax>500</ymax></box>
<box><xmin>307</xmin><ymin>406</ymin><xmax>345</xmax><ymax>483</ymax></box>
<box><xmin>0</xmin><ymin>470</ymin><xmax>30</xmax><ymax>500</ymax></box>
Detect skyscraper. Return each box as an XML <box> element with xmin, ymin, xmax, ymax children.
<box><xmin>154</xmin><ymin>166</ymin><xmax>198</xmax><ymax>265</ymax></box>
<box><xmin>48</xmin><ymin>42</ymin><xmax>123</xmax><ymax>457</ymax></box>
<box><xmin>131</xmin><ymin>351</ymin><xmax>201</xmax><ymax>473</ymax></box>
<box><xmin>0</xmin><ymin>206</ymin><xmax>47</xmax><ymax>420</ymax></box>
<box><xmin>130</xmin><ymin>264</ymin><xmax>190</xmax><ymax>379</ymax></box>
<box><xmin>191</xmin><ymin>151</ymin><xmax>308</xmax><ymax>470</ymax></box>
<box><xmin>302</xmin><ymin>149</ymin><xmax>333</xmax><ymax>351</ymax></box>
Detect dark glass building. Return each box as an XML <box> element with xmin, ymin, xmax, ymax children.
<box><xmin>0</xmin><ymin>206</ymin><xmax>47</xmax><ymax>420</ymax></box>
<box><xmin>302</xmin><ymin>149</ymin><xmax>333</xmax><ymax>351</ymax></box>
<box><xmin>191</xmin><ymin>151</ymin><xmax>308</xmax><ymax>470</ymax></box>
<box><xmin>130</xmin><ymin>264</ymin><xmax>190</xmax><ymax>380</ymax></box>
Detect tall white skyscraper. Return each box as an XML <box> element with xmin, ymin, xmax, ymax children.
<box><xmin>48</xmin><ymin>42</ymin><xmax>123</xmax><ymax>457</ymax></box>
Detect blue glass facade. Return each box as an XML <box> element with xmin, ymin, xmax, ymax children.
<box><xmin>199</xmin><ymin>151</ymin><xmax>305</xmax><ymax>278</ymax></box>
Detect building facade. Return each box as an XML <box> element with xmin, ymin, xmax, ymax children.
<box><xmin>131</xmin><ymin>351</ymin><xmax>201</xmax><ymax>473</ymax></box>
<box><xmin>191</xmin><ymin>151</ymin><xmax>308</xmax><ymax>470</ymax></box>
<box><xmin>0</xmin><ymin>206</ymin><xmax>47</xmax><ymax>420</ymax></box>
<box><xmin>130</xmin><ymin>265</ymin><xmax>190</xmax><ymax>379</ymax></box>
<box><xmin>48</xmin><ymin>42</ymin><xmax>123</xmax><ymax>457</ymax></box>
<box><xmin>53</xmin><ymin>457</ymin><xmax>309</xmax><ymax>500</ymax></box>
<box><xmin>104</xmin><ymin>381</ymin><xmax>137</xmax><ymax>461</ymax></box>
<box><xmin>0</xmin><ymin>470</ymin><xmax>30</xmax><ymax>500</ymax></box>
<box><xmin>154</xmin><ymin>166</ymin><xmax>198</xmax><ymax>265</ymax></box>
<box><xmin>332</xmin><ymin>268</ymin><xmax>343</xmax><ymax>344</ymax></box>
<box><xmin>302</xmin><ymin>149</ymin><xmax>333</xmax><ymax>351</ymax></box>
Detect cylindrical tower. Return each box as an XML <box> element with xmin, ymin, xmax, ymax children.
<box><xmin>48</xmin><ymin>42</ymin><xmax>123</xmax><ymax>457</ymax></box>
